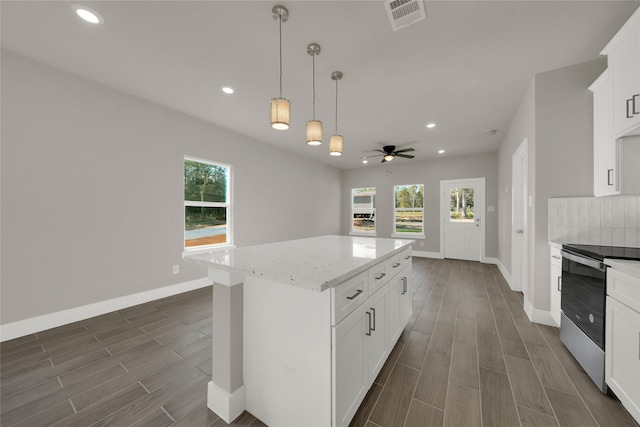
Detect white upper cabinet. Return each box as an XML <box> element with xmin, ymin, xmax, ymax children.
<box><xmin>602</xmin><ymin>7</ymin><xmax>640</xmax><ymax>138</ymax></box>
<box><xmin>589</xmin><ymin>70</ymin><xmax>619</xmax><ymax>196</ymax></box>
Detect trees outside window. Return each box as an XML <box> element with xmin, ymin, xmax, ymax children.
<box><xmin>184</xmin><ymin>157</ymin><xmax>231</xmax><ymax>248</ymax></box>
<box><xmin>394</xmin><ymin>184</ymin><xmax>424</xmax><ymax>234</ymax></box>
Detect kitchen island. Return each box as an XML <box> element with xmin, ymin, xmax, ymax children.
<box><xmin>184</xmin><ymin>235</ymin><xmax>414</xmax><ymax>427</ymax></box>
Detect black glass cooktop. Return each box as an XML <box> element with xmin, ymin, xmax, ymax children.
<box><xmin>562</xmin><ymin>244</ymin><xmax>640</xmax><ymax>262</ymax></box>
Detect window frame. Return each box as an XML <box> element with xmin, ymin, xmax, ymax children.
<box><xmin>349</xmin><ymin>187</ymin><xmax>377</xmax><ymax>236</ymax></box>
<box><xmin>391</xmin><ymin>184</ymin><xmax>425</xmax><ymax>239</ymax></box>
<box><xmin>183</xmin><ymin>155</ymin><xmax>233</xmax><ymax>252</ymax></box>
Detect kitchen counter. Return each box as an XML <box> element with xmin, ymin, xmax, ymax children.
<box><xmin>183</xmin><ymin>235</ymin><xmax>415</xmax><ymax>426</ymax></box>
<box><xmin>184</xmin><ymin>235</ymin><xmax>414</xmax><ymax>291</ymax></box>
<box><xmin>605</xmin><ymin>258</ymin><xmax>640</xmax><ymax>278</ymax></box>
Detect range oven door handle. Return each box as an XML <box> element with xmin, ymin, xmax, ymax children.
<box><xmin>561</xmin><ymin>250</ymin><xmax>606</xmax><ymax>272</ymax></box>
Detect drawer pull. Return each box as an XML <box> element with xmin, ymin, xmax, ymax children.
<box><xmin>404</xmin><ymin>255</ymin><xmax>411</xmax><ymax>260</ymax></box>
<box><xmin>374</xmin><ymin>273</ymin><xmax>386</xmax><ymax>280</ymax></box>
<box><xmin>557</xmin><ymin>276</ymin><xmax>562</xmax><ymax>292</ymax></box>
<box><xmin>370</xmin><ymin>308</ymin><xmax>376</xmax><ymax>331</ymax></box>
<box><xmin>392</xmin><ymin>262</ymin><xmax>401</xmax><ymax>268</ymax></box>
<box><xmin>366</xmin><ymin>311</ymin><xmax>372</xmax><ymax>336</ymax></box>
<box><xmin>346</xmin><ymin>289</ymin><xmax>363</xmax><ymax>300</ymax></box>
<box><xmin>552</xmin><ymin>255</ymin><xmax>561</xmax><ymax>260</ymax></box>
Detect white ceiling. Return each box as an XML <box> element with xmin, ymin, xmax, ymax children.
<box><xmin>2</xmin><ymin>1</ymin><xmax>639</xmax><ymax>170</ymax></box>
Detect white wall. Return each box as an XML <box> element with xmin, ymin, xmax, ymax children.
<box><xmin>0</xmin><ymin>50</ymin><xmax>342</xmax><ymax>325</ymax></box>
<box><xmin>341</xmin><ymin>153</ymin><xmax>499</xmax><ymax>258</ymax></box>
<box><xmin>497</xmin><ymin>58</ymin><xmax>607</xmax><ymax>317</ymax></box>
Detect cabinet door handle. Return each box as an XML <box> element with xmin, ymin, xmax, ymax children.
<box><xmin>401</xmin><ymin>277</ymin><xmax>408</xmax><ymax>295</ymax></box>
<box><xmin>392</xmin><ymin>262</ymin><xmax>401</xmax><ymax>268</ymax></box>
<box><xmin>557</xmin><ymin>276</ymin><xmax>562</xmax><ymax>292</ymax></box>
<box><xmin>366</xmin><ymin>311</ymin><xmax>372</xmax><ymax>336</ymax></box>
<box><xmin>370</xmin><ymin>307</ymin><xmax>376</xmax><ymax>331</ymax></box>
<box><xmin>374</xmin><ymin>272</ymin><xmax>386</xmax><ymax>280</ymax></box>
<box><xmin>607</xmin><ymin>169</ymin><xmax>614</xmax><ymax>186</ymax></box>
<box><xmin>552</xmin><ymin>255</ymin><xmax>561</xmax><ymax>260</ymax></box>
<box><xmin>346</xmin><ymin>289</ymin><xmax>363</xmax><ymax>300</ymax></box>
<box><xmin>634</xmin><ymin>94</ymin><xmax>639</xmax><ymax>115</ymax></box>
<box><xmin>627</xmin><ymin>98</ymin><xmax>634</xmax><ymax>118</ymax></box>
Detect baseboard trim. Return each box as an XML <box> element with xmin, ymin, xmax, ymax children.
<box><xmin>494</xmin><ymin>258</ymin><xmax>515</xmax><ymax>291</ymax></box>
<box><xmin>0</xmin><ymin>277</ymin><xmax>211</xmax><ymax>342</ymax></box>
<box><xmin>523</xmin><ymin>297</ymin><xmax>557</xmax><ymax>327</ymax></box>
<box><xmin>208</xmin><ymin>381</ymin><xmax>246</xmax><ymax>423</ymax></box>
<box><xmin>412</xmin><ymin>250</ymin><xmax>443</xmax><ymax>259</ymax></box>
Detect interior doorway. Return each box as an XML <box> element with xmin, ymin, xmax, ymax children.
<box><xmin>511</xmin><ymin>139</ymin><xmax>528</xmax><ymax>295</ymax></box>
<box><xmin>440</xmin><ymin>178</ymin><xmax>485</xmax><ymax>261</ymax></box>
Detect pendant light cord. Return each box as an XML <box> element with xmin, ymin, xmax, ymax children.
<box><xmin>312</xmin><ymin>53</ymin><xmax>316</xmax><ymax>119</ymax></box>
<box><xmin>335</xmin><ymin>78</ymin><xmax>339</xmax><ymax>134</ymax></box>
<box><xmin>279</xmin><ymin>13</ymin><xmax>283</xmax><ymax>98</ymax></box>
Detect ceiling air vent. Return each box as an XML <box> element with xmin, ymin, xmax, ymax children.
<box><xmin>385</xmin><ymin>0</ymin><xmax>426</xmax><ymax>31</ymax></box>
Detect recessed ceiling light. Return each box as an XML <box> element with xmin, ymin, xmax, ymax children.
<box><xmin>362</xmin><ymin>159</ymin><xmax>368</xmax><ymax>164</ymax></box>
<box><xmin>222</xmin><ymin>86</ymin><xmax>234</xmax><ymax>94</ymax></box>
<box><xmin>438</xmin><ymin>150</ymin><xmax>445</xmax><ymax>154</ymax></box>
<box><xmin>71</xmin><ymin>4</ymin><xmax>104</xmax><ymax>24</ymax></box>
<box><xmin>426</xmin><ymin>123</ymin><xmax>436</xmax><ymax>129</ymax></box>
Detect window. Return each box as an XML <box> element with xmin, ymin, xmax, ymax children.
<box><xmin>449</xmin><ymin>187</ymin><xmax>475</xmax><ymax>222</ymax></box>
<box><xmin>184</xmin><ymin>157</ymin><xmax>231</xmax><ymax>249</ymax></box>
<box><xmin>394</xmin><ymin>184</ymin><xmax>424</xmax><ymax>235</ymax></box>
<box><xmin>351</xmin><ymin>187</ymin><xmax>376</xmax><ymax>234</ymax></box>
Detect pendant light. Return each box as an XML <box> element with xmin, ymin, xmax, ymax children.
<box><xmin>329</xmin><ymin>71</ymin><xmax>344</xmax><ymax>156</ymax></box>
<box><xmin>270</xmin><ymin>5</ymin><xmax>290</xmax><ymax>130</ymax></box>
<box><xmin>306</xmin><ymin>43</ymin><xmax>322</xmax><ymax>145</ymax></box>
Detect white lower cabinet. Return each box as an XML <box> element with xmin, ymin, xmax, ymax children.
<box><xmin>605</xmin><ymin>267</ymin><xmax>640</xmax><ymax>424</ymax></box>
<box><xmin>549</xmin><ymin>246</ymin><xmax>562</xmax><ymax>327</ymax></box>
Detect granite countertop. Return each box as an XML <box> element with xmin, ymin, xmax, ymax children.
<box><xmin>183</xmin><ymin>235</ymin><xmax>415</xmax><ymax>292</ymax></box>
<box><xmin>605</xmin><ymin>258</ymin><xmax>640</xmax><ymax>279</ymax></box>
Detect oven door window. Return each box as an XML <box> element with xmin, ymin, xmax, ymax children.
<box><xmin>561</xmin><ymin>258</ymin><xmax>606</xmax><ymax>349</ymax></box>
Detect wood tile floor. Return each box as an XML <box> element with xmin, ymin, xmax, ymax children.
<box><xmin>1</xmin><ymin>258</ymin><xmax>638</xmax><ymax>427</ymax></box>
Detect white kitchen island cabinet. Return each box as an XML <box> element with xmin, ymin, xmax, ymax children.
<box><xmin>184</xmin><ymin>235</ymin><xmax>414</xmax><ymax>427</ymax></box>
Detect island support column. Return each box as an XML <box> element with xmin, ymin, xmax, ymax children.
<box><xmin>207</xmin><ymin>268</ymin><xmax>245</xmax><ymax>423</ymax></box>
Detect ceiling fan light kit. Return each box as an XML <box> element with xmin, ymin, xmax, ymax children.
<box><xmin>329</xmin><ymin>71</ymin><xmax>344</xmax><ymax>156</ymax></box>
<box><xmin>306</xmin><ymin>43</ymin><xmax>323</xmax><ymax>145</ymax></box>
<box><xmin>270</xmin><ymin>5</ymin><xmax>290</xmax><ymax>130</ymax></box>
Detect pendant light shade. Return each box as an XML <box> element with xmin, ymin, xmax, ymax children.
<box><xmin>306</xmin><ymin>120</ymin><xmax>323</xmax><ymax>145</ymax></box>
<box><xmin>329</xmin><ymin>135</ymin><xmax>344</xmax><ymax>156</ymax></box>
<box><xmin>271</xmin><ymin>97</ymin><xmax>290</xmax><ymax>130</ymax></box>
<box><xmin>306</xmin><ymin>43</ymin><xmax>322</xmax><ymax>145</ymax></box>
<box><xmin>270</xmin><ymin>5</ymin><xmax>290</xmax><ymax>130</ymax></box>
<box><xmin>329</xmin><ymin>71</ymin><xmax>344</xmax><ymax>156</ymax></box>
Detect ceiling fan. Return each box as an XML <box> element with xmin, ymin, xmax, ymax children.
<box><xmin>365</xmin><ymin>145</ymin><xmax>416</xmax><ymax>163</ymax></box>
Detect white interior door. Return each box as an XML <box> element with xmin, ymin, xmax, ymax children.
<box><xmin>511</xmin><ymin>139</ymin><xmax>528</xmax><ymax>295</ymax></box>
<box><xmin>441</xmin><ymin>178</ymin><xmax>484</xmax><ymax>261</ymax></box>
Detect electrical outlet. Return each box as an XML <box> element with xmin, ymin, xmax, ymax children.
<box><xmin>173</xmin><ymin>265</ymin><xmax>179</xmax><ymax>274</ymax></box>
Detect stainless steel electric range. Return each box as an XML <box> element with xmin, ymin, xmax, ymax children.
<box><xmin>560</xmin><ymin>244</ymin><xmax>640</xmax><ymax>393</ymax></box>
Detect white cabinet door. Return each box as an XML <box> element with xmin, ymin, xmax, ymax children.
<box><xmin>605</xmin><ymin>296</ymin><xmax>640</xmax><ymax>423</ymax></box>
<box><xmin>550</xmin><ymin>255</ymin><xmax>562</xmax><ymax>327</ymax></box>
<box><xmin>388</xmin><ymin>274</ymin><xmax>402</xmax><ymax>345</ymax></box>
<box><xmin>333</xmin><ymin>303</ymin><xmax>368</xmax><ymax>427</ymax></box>
<box><xmin>366</xmin><ymin>286</ymin><xmax>389</xmax><ymax>381</ymax></box>
<box><xmin>400</xmin><ymin>274</ymin><xmax>412</xmax><ymax>327</ymax></box>
<box><xmin>590</xmin><ymin>71</ymin><xmax>619</xmax><ymax>196</ymax></box>
<box><xmin>607</xmin><ymin>9</ymin><xmax>640</xmax><ymax>137</ymax></box>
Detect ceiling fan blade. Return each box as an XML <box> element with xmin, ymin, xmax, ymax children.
<box><xmin>362</xmin><ymin>154</ymin><xmax>385</xmax><ymax>158</ymax></box>
<box><xmin>395</xmin><ymin>154</ymin><xmax>415</xmax><ymax>159</ymax></box>
<box><xmin>394</xmin><ymin>147</ymin><xmax>415</xmax><ymax>153</ymax></box>
<box><xmin>373</xmin><ymin>149</ymin><xmax>387</xmax><ymax>154</ymax></box>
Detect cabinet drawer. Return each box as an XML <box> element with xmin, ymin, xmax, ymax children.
<box><xmin>550</xmin><ymin>246</ymin><xmax>562</xmax><ymax>267</ymax></box>
<box><xmin>607</xmin><ymin>267</ymin><xmax>640</xmax><ymax>312</ymax></box>
<box><xmin>368</xmin><ymin>263</ymin><xmax>389</xmax><ymax>295</ymax></box>
<box><xmin>332</xmin><ymin>271</ymin><xmax>368</xmax><ymax>326</ymax></box>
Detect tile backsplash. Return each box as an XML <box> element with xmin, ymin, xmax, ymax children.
<box><xmin>548</xmin><ymin>195</ymin><xmax>639</xmax><ymax>247</ymax></box>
